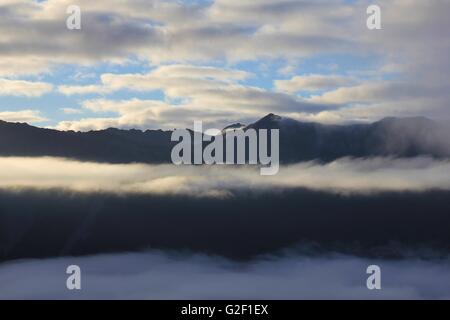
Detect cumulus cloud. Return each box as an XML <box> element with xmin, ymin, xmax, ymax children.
<box><xmin>0</xmin><ymin>58</ymin><xmax>51</xmax><ymax>78</ymax></box>
<box><xmin>1</xmin><ymin>0</ymin><xmax>450</xmax><ymax>128</ymax></box>
<box><xmin>0</xmin><ymin>110</ymin><xmax>47</xmax><ymax>123</ymax></box>
<box><xmin>1</xmin><ymin>0</ymin><xmax>361</xmax><ymax>69</ymax></box>
<box><xmin>56</xmin><ymin>64</ymin><xmax>335</xmax><ymax>131</ymax></box>
<box><xmin>58</xmin><ymin>84</ymin><xmax>111</xmax><ymax>96</ymax></box>
<box><xmin>58</xmin><ymin>64</ymin><xmax>251</xmax><ymax>96</ymax></box>
<box><xmin>1</xmin><ymin>0</ymin><xmax>446</xmax><ymax>71</ymax></box>
<box><xmin>0</xmin><ymin>250</ymin><xmax>449</xmax><ymax>299</ymax></box>
<box><xmin>0</xmin><ymin>79</ymin><xmax>53</xmax><ymax>97</ymax></box>
<box><xmin>2</xmin><ymin>157</ymin><xmax>450</xmax><ymax>196</ymax></box>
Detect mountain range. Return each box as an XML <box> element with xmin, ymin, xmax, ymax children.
<box><xmin>1</xmin><ymin>114</ymin><xmax>449</xmax><ymax>163</ymax></box>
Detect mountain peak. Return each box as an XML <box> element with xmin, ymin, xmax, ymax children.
<box><xmin>262</xmin><ymin>113</ymin><xmax>282</xmax><ymax>122</ymax></box>
<box><xmin>247</xmin><ymin>113</ymin><xmax>283</xmax><ymax>129</ymax></box>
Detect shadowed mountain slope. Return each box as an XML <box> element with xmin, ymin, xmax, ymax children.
<box><xmin>1</xmin><ymin>115</ymin><xmax>449</xmax><ymax>163</ymax></box>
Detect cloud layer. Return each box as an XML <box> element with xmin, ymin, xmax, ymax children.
<box><xmin>0</xmin><ymin>110</ymin><xmax>47</xmax><ymax>123</ymax></box>
<box><xmin>2</xmin><ymin>156</ymin><xmax>450</xmax><ymax>196</ymax></box>
<box><xmin>1</xmin><ymin>250</ymin><xmax>449</xmax><ymax>300</ymax></box>
<box><xmin>1</xmin><ymin>0</ymin><xmax>450</xmax><ymax>129</ymax></box>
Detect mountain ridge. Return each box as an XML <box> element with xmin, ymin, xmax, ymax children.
<box><xmin>1</xmin><ymin>114</ymin><xmax>449</xmax><ymax>163</ymax></box>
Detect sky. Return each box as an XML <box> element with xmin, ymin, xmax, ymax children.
<box><xmin>0</xmin><ymin>0</ymin><xmax>449</xmax><ymax>131</ymax></box>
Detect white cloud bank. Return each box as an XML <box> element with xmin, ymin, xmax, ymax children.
<box><xmin>0</xmin><ymin>110</ymin><xmax>47</xmax><ymax>123</ymax></box>
<box><xmin>0</xmin><ymin>250</ymin><xmax>449</xmax><ymax>300</ymax></box>
<box><xmin>0</xmin><ymin>79</ymin><xmax>52</xmax><ymax>97</ymax></box>
<box><xmin>1</xmin><ymin>157</ymin><xmax>450</xmax><ymax>196</ymax></box>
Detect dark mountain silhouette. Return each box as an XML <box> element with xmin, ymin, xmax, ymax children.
<box><xmin>0</xmin><ymin>120</ymin><xmax>174</xmax><ymax>163</ymax></box>
<box><xmin>0</xmin><ymin>114</ymin><xmax>449</xmax><ymax>163</ymax></box>
<box><xmin>247</xmin><ymin>113</ymin><xmax>450</xmax><ymax>162</ymax></box>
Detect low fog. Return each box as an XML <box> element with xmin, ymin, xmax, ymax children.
<box><xmin>1</xmin><ymin>156</ymin><xmax>450</xmax><ymax>300</ymax></box>
<box><xmin>1</xmin><ymin>156</ymin><xmax>450</xmax><ymax>195</ymax></box>
<box><xmin>0</xmin><ymin>250</ymin><xmax>449</xmax><ymax>300</ymax></box>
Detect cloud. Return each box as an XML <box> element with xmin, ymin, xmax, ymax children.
<box><xmin>57</xmin><ymin>98</ymin><xmax>179</xmax><ymax>131</ymax></box>
<box><xmin>0</xmin><ymin>58</ymin><xmax>51</xmax><ymax>77</ymax></box>
<box><xmin>2</xmin><ymin>157</ymin><xmax>450</xmax><ymax>195</ymax></box>
<box><xmin>303</xmin><ymin>79</ymin><xmax>450</xmax><ymax>123</ymax></box>
<box><xmin>58</xmin><ymin>64</ymin><xmax>251</xmax><ymax>96</ymax></box>
<box><xmin>60</xmin><ymin>108</ymin><xmax>83</xmax><ymax>115</ymax></box>
<box><xmin>58</xmin><ymin>84</ymin><xmax>111</xmax><ymax>96</ymax></box>
<box><xmin>0</xmin><ymin>0</ymin><xmax>442</xmax><ymax>71</ymax></box>
<box><xmin>0</xmin><ymin>110</ymin><xmax>47</xmax><ymax>123</ymax></box>
<box><xmin>1</xmin><ymin>0</ymin><xmax>450</xmax><ymax>125</ymax></box>
<box><xmin>0</xmin><ymin>0</ymin><xmax>166</xmax><ymax>70</ymax></box>
<box><xmin>309</xmin><ymin>82</ymin><xmax>449</xmax><ymax>105</ymax></box>
<box><xmin>0</xmin><ymin>0</ymin><xmax>438</xmax><ymax>71</ymax></box>
<box><xmin>275</xmin><ymin>74</ymin><xmax>356</xmax><ymax>93</ymax></box>
<box><xmin>0</xmin><ymin>79</ymin><xmax>53</xmax><ymax>97</ymax></box>
<box><xmin>55</xmin><ymin>63</ymin><xmax>336</xmax><ymax>131</ymax></box>
<box><xmin>0</xmin><ymin>250</ymin><xmax>449</xmax><ymax>299</ymax></box>
<box><xmin>151</xmin><ymin>65</ymin><xmax>251</xmax><ymax>81</ymax></box>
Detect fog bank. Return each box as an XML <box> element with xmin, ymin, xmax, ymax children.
<box><xmin>1</xmin><ymin>251</ymin><xmax>449</xmax><ymax>300</ymax></box>
<box><xmin>2</xmin><ymin>156</ymin><xmax>450</xmax><ymax>195</ymax></box>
